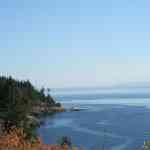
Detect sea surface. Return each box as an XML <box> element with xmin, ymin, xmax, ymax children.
<box><xmin>37</xmin><ymin>87</ymin><xmax>150</xmax><ymax>150</ymax></box>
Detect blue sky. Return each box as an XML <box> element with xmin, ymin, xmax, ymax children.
<box><xmin>1</xmin><ymin>0</ymin><xmax>150</xmax><ymax>88</ymax></box>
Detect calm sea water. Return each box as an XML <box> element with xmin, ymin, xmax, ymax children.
<box><xmin>37</xmin><ymin>87</ymin><xmax>150</xmax><ymax>150</ymax></box>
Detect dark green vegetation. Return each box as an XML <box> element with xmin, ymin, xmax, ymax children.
<box><xmin>0</xmin><ymin>76</ymin><xmax>61</xmax><ymax>137</ymax></box>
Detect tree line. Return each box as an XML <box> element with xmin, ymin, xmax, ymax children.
<box><xmin>0</xmin><ymin>76</ymin><xmax>60</xmax><ymax>134</ymax></box>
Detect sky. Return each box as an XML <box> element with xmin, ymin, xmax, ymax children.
<box><xmin>0</xmin><ymin>0</ymin><xmax>150</xmax><ymax>88</ymax></box>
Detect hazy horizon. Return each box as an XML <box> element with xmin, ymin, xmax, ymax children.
<box><xmin>1</xmin><ymin>0</ymin><xmax>150</xmax><ymax>88</ymax></box>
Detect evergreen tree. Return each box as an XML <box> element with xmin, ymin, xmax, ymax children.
<box><xmin>0</xmin><ymin>76</ymin><xmax>58</xmax><ymax>133</ymax></box>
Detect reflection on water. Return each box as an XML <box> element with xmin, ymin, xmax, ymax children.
<box><xmin>37</xmin><ymin>104</ymin><xmax>150</xmax><ymax>150</ymax></box>
<box><xmin>44</xmin><ymin>118</ymin><xmax>73</xmax><ymax>128</ymax></box>
<box><xmin>37</xmin><ymin>88</ymin><xmax>150</xmax><ymax>150</ymax></box>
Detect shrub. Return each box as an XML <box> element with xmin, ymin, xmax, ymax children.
<box><xmin>0</xmin><ymin>127</ymin><xmax>74</xmax><ymax>150</ymax></box>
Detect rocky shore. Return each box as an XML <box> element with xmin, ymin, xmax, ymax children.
<box><xmin>32</xmin><ymin>105</ymin><xmax>66</xmax><ymax>114</ymax></box>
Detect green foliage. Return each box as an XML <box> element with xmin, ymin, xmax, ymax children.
<box><xmin>0</xmin><ymin>76</ymin><xmax>58</xmax><ymax>132</ymax></box>
<box><xmin>144</xmin><ymin>140</ymin><xmax>150</xmax><ymax>149</ymax></box>
<box><xmin>58</xmin><ymin>136</ymin><xmax>72</xmax><ymax>147</ymax></box>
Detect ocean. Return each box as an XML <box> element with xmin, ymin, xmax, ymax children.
<box><xmin>37</xmin><ymin>87</ymin><xmax>150</xmax><ymax>150</ymax></box>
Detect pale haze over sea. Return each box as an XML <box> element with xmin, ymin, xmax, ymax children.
<box><xmin>0</xmin><ymin>0</ymin><xmax>150</xmax><ymax>88</ymax></box>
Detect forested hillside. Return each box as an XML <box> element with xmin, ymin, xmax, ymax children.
<box><xmin>0</xmin><ymin>76</ymin><xmax>61</xmax><ymax>131</ymax></box>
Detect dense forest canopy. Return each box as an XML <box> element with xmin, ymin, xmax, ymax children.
<box><xmin>0</xmin><ymin>76</ymin><xmax>60</xmax><ymax>131</ymax></box>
